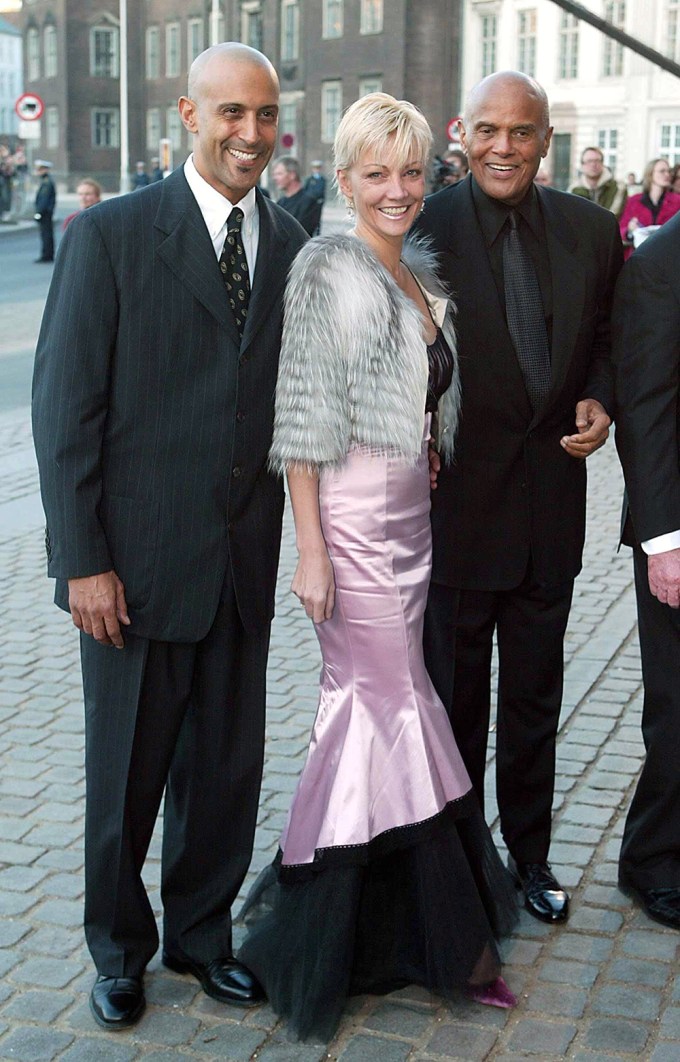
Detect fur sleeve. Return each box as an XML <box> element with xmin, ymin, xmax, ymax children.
<box><xmin>269</xmin><ymin>240</ymin><xmax>351</xmax><ymax>474</ymax></box>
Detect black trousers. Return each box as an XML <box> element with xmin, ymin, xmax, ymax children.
<box><xmin>38</xmin><ymin>212</ymin><xmax>54</xmax><ymax>261</ymax></box>
<box><xmin>619</xmin><ymin>548</ymin><xmax>680</xmax><ymax>890</ymax></box>
<box><xmin>80</xmin><ymin>573</ymin><xmax>270</xmax><ymax>977</ymax></box>
<box><xmin>424</xmin><ymin>572</ymin><xmax>573</xmax><ymax>863</ymax></box>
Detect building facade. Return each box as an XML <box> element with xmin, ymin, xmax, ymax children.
<box><xmin>19</xmin><ymin>0</ymin><xmax>461</xmax><ymax>190</ymax></box>
<box><xmin>0</xmin><ymin>13</ymin><xmax>22</xmax><ymax>138</ymax></box>
<box><xmin>460</xmin><ymin>0</ymin><xmax>680</xmax><ymax>188</ymax></box>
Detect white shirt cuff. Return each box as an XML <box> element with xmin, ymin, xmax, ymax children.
<box><xmin>641</xmin><ymin>530</ymin><xmax>680</xmax><ymax>555</ymax></box>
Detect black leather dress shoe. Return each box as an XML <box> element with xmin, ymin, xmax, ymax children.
<box><xmin>89</xmin><ymin>975</ymin><xmax>145</xmax><ymax>1029</ymax></box>
<box><xmin>508</xmin><ymin>857</ymin><xmax>570</xmax><ymax>923</ymax></box>
<box><xmin>162</xmin><ymin>952</ymin><xmax>265</xmax><ymax>1007</ymax></box>
<box><xmin>619</xmin><ymin>880</ymin><xmax>680</xmax><ymax>929</ymax></box>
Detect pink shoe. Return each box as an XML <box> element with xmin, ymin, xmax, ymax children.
<box><xmin>466</xmin><ymin>975</ymin><xmax>517</xmax><ymax>1009</ymax></box>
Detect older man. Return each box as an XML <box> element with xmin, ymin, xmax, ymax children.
<box><xmin>417</xmin><ymin>72</ymin><xmax>623</xmax><ymax>923</ymax></box>
<box><xmin>33</xmin><ymin>43</ymin><xmax>307</xmax><ymax>1029</ymax></box>
<box><xmin>612</xmin><ymin>211</ymin><xmax>680</xmax><ymax>930</ymax></box>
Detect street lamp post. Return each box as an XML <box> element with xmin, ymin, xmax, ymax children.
<box><xmin>119</xmin><ymin>0</ymin><xmax>129</xmax><ymax>194</ymax></box>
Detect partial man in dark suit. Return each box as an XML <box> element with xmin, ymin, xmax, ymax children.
<box><xmin>611</xmin><ymin>212</ymin><xmax>680</xmax><ymax>930</ymax></box>
<box><xmin>32</xmin><ymin>43</ymin><xmax>307</xmax><ymax>1030</ymax></box>
<box><xmin>417</xmin><ymin>71</ymin><xmax>623</xmax><ymax>923</ymax></box>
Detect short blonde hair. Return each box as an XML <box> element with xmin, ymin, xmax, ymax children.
<box><xmin>333</xmin><ymin>92</ymin><xmax>432</xmax><ymax>201</ymax></box>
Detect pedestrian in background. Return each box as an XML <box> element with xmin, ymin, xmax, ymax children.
<box><xmin>302</xmin><ymin>158</ymin><xmax>326</xmax><ymax>232</ymax></box>
<box><xmin>150</xmin><ymin>157</ymin><xmax>164</xmax><ymax>182</ymax></box>
<box><xmin>62</xmin><ymin>178</ymin><xmax>102</xmax><ymax>231</ymax></box>
<box><xmin>611</xmin><ymin>209</ymin><xmax>680</xmax><ymax>931</ymax></box>
<box><xmin>32</xmin><ymin>41</ymin><xmax>307</xmax><ymax>1032</ymax></box>
<box><xmin>416</xmin><ymin>71</ymin><xmax>623</xmax><ymax>926</ymax></box>
<box><xmin>570</xmin><ymin>145</ymin><xmax>627</xmax><ymax>217</ymax></box>
<box><xmin>271</xmin><ymin>155</ymin><xmax>321</xmax><ymax>235</ymax></box>
<box><xmin>132</xmin><ymin>161</ymin><xmax>150</xmax><ymax>189</ymax></box>
<box><xmin>34</xmin><ymin>160</ymin><xmax>56</xmax><ymax>263</ymax></box>
<box><xmin>619</xmin><ymin>157</ymin><xmax>680</xmax><ymax>258</ymax></box>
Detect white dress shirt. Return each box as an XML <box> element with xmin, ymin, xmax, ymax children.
<box><xmin>183</xmin><ymin>154</ymin><xmax>260</xmax><ymax>277</ymax></box>
<box><xmin>642</xmin><ymin>530</ymin><xmax>680</xmax><ymax>555</ymax></box>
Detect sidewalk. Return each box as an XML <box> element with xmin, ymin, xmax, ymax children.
<box><xmin>1</xmin><ymin>247</ymin><xmax>678</xmax><ymax>1061</ymax></box>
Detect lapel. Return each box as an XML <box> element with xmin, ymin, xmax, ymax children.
<box><xmin>537</xmin><ymin>186</ymin><xmax>585</xmax><ymax>415</ymax></box>
<box><xmin>240</xmin><ymin>190</ymin><xmax>293</xmax><ymax>352</ymax></box>
<box><xmin>154</xmin><ymin>168</ymin><xmax>240</xmax><ymax>343</ymax></box>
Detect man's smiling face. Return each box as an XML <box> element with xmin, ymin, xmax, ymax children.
<box><xmin>460</xmin><ymin>75</ymin><xmax>552</xmax><ymax>206</ymax></box>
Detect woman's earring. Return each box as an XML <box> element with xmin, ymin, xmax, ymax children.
<box><xmin>347</xmin><ymin>197</ymin><xmax>355</xmax><ymax>216</ymax></box>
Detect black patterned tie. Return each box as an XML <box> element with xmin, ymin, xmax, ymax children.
<box><xmin>219</xmin><ymin>207</ymin><xmax>250</xmax><ymax>339</ymax></box>
<box><xmin>503</xmin><ymin>210</ymin><xmax>552</xmax><ymax>412</ymax></box>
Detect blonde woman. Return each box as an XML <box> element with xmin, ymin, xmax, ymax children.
<box><xmin>238</xmin><ymin>93</ymin><xmax>518</xmax><ymax>1041</ymax></box>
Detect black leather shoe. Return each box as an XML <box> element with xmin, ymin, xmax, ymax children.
<box><xmin>508</xmin><ymin>856</ymin><xmax>570</xmax><ymax>923</ymax></box>
<box><xmin>162</xmin><ymin>952</ymin><xmax>265</xmax><ymax>1007</ymax></box>
<box><xmin>89</xmin><ymin>975</ymin><xmax>145</xmax><ymax>1029</ymax></box>
<box><xmin>619</xmin><ymin>880</ymin><xmax>680</xmax><ymax>929</ymax></box>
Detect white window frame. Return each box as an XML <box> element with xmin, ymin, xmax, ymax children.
<box><xmin>321</xmin><ymin>80</ymin><xmax>342</xmax><ymax>143</ymax></box>
<box><xmin>146</xmin><ymin>26</ymin><xmax>160</xmax><ymax>80</ymax></box>
<box><xmin>44</xmin><ymin>23</ymin><xmax>58</xmax><ymax>79</ymax></box>
<box><xmin>167</xmin><ymin>105</ymin><xmax>183</xmax><ymax>151</ymax></box>
<box><xmin>279</xmin><ymin>99</ymin><xmax>297</xmax><ymax>142</ymax></box>
<box><xmin>359</xmin><ymin>76</ymin><xmax>382</xmax><ymax>96</ymax></box>
<box><xmin>241</xmin><ymin>2</ymin><xmax>264</xmax><ymax>51</ymax></box>
<box><xmin>92</xmin><ymin>107</ymin><xmax>120</xmax><ymax>148</ymax></box>
<box><xmin>597</xmin><ymin>128</ymin><xmax>619</xmax><ymax>174</ymax></box>
<box><xmin>517</xmin><ymin>9</ymin><xmax>536</xmax><ymax>78</ymax></box>
<box><xmin>667</xmin><ymin>0</ymin><xmax>680</xmax><ymax>62</ymax></box>
<box><xmin>603</xmin><ymin>1</ymin><xmax>625</xmax><ymax>77</ymax></box>
<box><xmin>27</xmin><ymin>26</ymin><xmax>40</xmax><ymax>81</ymax></box>
<box><xmin>45</xmin><ymin>105</ymin><xmax>59</xmax><ymax>149</ymax></box>
<box><xmin>147</xmin><ymin>107</ymin><xmax>161</xmax><ymax>153</ymax></box>
<box><xmin>90</xmin><ymin>25</ymin><xmax>120</xmax><ymax>78</ymax></box>
<box><xmin>558</xmin><ymin>11</ymin><xmax>579</xmax><ymax>79</ymax></box>
<box><xmin>660</xmin><ymin>122</ymin><xmax>680</xmax><ymax>167</ymax></box>
<box><xmin>187</xmin><ymin>18</ymin><xmax>204</xmax><ymax>65</ymax></box>
<box><xmin>166</xmin><ymin>21</ymin><xmax>180</xmax><ymax>78</ymax></box>
<box><xmin>280</xmin><ymin>0</ymin><xmax>300</xmax><ymax>61</ymax></box>
<box><xmin>480</xmin><ymin>13</ymin><xmax>497</xmax><ymax>78</ymax></box>
<box><xmin>322</xmin><ymin>0</ymin><xmax>343</xmax><ymax>39</ymax></box>
<box><xmin>360</xmin><ymin>0</ymin><xmax>383</xmax><ymax>35</ymax></box>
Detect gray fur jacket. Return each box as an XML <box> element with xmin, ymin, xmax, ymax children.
<box><xmin>269</xmin><ymin>233</ymin><xmax>459</xmax><ymax>472</ymax></box>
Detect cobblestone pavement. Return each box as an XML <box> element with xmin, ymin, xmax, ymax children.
<box><xmin>1</xmin><ymin>213</ymin><xmax>678</xmax><ymax>1061</ymax></box>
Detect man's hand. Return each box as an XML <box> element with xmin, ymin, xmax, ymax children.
<box><xmin>68</xmin><ymin>570</ymin><xmax>130</xmax><ymax>648</ymax></box>
<box><xmin>648</xmin><ymin>548</ymin><xmax>680</xmax><ymax>608</ymax></box>
<box><xmin>428</xmin><ymin>439</ymin><xmax>441</xmax><ymax>490</ymax></box>
<box><xmin>560</xmin><ymin>399</ymin><xmax>610</xmax><ymax>459</ymax></box>
<box><xmin>291</xmin><ymin>548</ymin><xmax>335</xmax><ymax>624</ymax></box>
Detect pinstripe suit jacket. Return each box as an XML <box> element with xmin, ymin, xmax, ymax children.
<box><xmin>32</xmin><ymin>168</ymin><xmax>308</xmax><ymax>640</ymax></box>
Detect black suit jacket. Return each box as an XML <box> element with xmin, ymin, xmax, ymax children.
<box><xmin>415</xmin><ymin>177</ymin><xmax>623</xmax><ymax>590</ymax></box>
<box><xmin>32</xmin><ymin>168</ymin><xmax>307</xmax><ymax>640</ymax></box>
<box><xmin>612</xmin><ymin>211</ymin><xmax>680</xmax><ymax>547</ymax></box>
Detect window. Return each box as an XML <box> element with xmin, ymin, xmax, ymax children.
<box><xmin>26</xmin><ymin>26</ymin><xmax>40</xmax><ymax>81</ymax></box>
<box><xmin>321</xmin><ymin>80</ymin><xmax>342</xmax><ymax>142</ymax></box>
<box><xmin>558</xmin><ymin>11</ymin><xmax>579</xmax><ymax>78</ymax></box>
<box><xmin>187</xmin><ymin>18</ymin><xmax>204</xmax><ymax>64</ymax></box>
<box><xmin>46</xmin><ymin>105</ymin><xmax>59</xmax><ymax>149</ymax></box>
<box><xmin>92</xmin><ymin>107</ymin><xmax>120</xmax><ymax>148</ymax></box>
<box><xmin>281</xmin><ymin>0</ymin><xmax>300</xmax><ymax>61</ymax></box>
<box><xmin>603</xmin><ymin>1</ymin><xmax>625</xmax><ymax>76</ymax></box>
<box><xmin>44</xmin><ymin>23</ymin><xmax>57</xmax><ymax>78</ymax></box>
<box><xmin>90</xmin><ymin>25</ymin><xmax>119</xmax><ymax>78</ymax></box>
<box><xmin>597</xmin><ymin>128</ymin><xmax>619</xmax><ymax>174</ymax></box>
<box><xmin>241</xmin><ymin>3</ymin><xmax>264</xmax><ymax>51</ymax></box>
<box><xmin>167</xmin><ymin>105</ymin><xmax>183</xmax><ymax>151</ymax></box>
<box><xmin>517</xmin><ymin>10</ymin><xmax>536</xmax><ymax>77</ymax></box>
<box><xmin>667</xmin><ymin>0</ymin><xmax>679</xmax><ymax>62</ymax></box>
<box><xmin>480</xmin><ymin>14</ymin><xmax>497</xmax><ymax>78</ymax></box>
<box><xmin>146</xmin><ymin>27</ymin><xmax>160</xmax><ymax>79</ymax></box>
<box><xmin>359</xmin><ymin>76</ymin><xmax>382</xmax><ymax>96</ymax></box>
<box><xmin>166</xmin><ymin>22</ymin><xmax>180</xmax><ymax>77</ymax></box>
<box><xmin>660</xmin><ymin>123</ymin><xmax>680</xmax><ymax>166</ymax></box>
<box><xmin>279</xmin><ymin>100</ymin><xmax>297</xmax><ymax>142</ymax></box>
<box><xmin>147</xmin><ymin>108</ymin><xmax>161</xmax><ymax>152</ymax></box>
<box><xmin>323</xmin><ymin>0</ymin><xmax>343</xmax><ymax>39</ymax></box>
<box><xmin>360</xmin><ymin>0</ymin><xmax>383</xmax><ymax>34</ymax></box>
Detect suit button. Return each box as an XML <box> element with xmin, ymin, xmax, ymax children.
<box><xmin>239</xmin><ymin>353</ymin><xmax>249</xmax><ymax>365</ymax></box>
<box><xmin>232</xmin><ymin>466</ymin><xmax>242</xmax><ymax>478</ymax></box>
<box><xmin>236</xmin><ymin>411</ymin><xmax>246</xmax><ymax>422</ymax></box>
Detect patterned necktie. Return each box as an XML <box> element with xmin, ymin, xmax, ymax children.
<box><xmin>219</xmin><ymin>207</ymin><xmax>250</xmax><ymax>339</ymax></box>
<box><xmin>502</xmin><ymin>209</ymin><xmax>552</xmax><ymax>412</ymax></box>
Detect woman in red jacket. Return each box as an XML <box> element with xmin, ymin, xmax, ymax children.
<box><xmin>619</xmin><ymin>158</ymin><xmax>680</xmax><ymax>259</ymax></box>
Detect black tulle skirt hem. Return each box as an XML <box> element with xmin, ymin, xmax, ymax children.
<box><xmin>237</xmin><ymin>803</ymin><xmax>518</xmax><ymax>1043</ymax></box>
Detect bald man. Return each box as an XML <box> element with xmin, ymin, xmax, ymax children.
<box><xmin>33</xmin><ymin>44</ymin><xmax>308</xmax><ymax>1028</ymax></box>
<box><xmin>416</xmin><ymin>72</ymin><xmax>623</xmax><ymax>924</ymax></box>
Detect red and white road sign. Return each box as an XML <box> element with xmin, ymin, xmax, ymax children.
<box><xmin>280</xmin><ymin>132</ymin><xmax>295</xmax><ymax>149</ymax></box>
<box><xmin>446</xmin><ymin>116</ymin><xmax>461</xmax><ymax>142</ymax></box>
<box><xmin>15</xmin><ymin>93</ymin><xmax>45</xmax><ymax>121</ymax></box>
